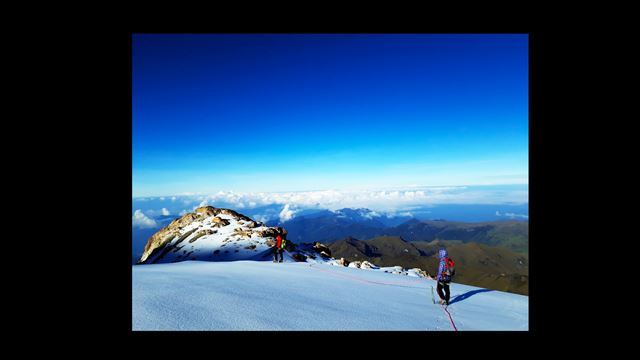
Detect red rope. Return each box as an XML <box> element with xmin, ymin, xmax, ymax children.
<box><xmin>442</xmin><ymin>304</ymin><xmax>458</xmax><ymax>331</ymax></box>
<box><xmin>426</xmin><ymin>277</ymin><xmax>458</xmax><ymax>331</ymax></box>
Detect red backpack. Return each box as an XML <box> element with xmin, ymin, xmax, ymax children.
<box><xmin>441</xmin><ymin>257</ymin><xmax>456</xmax><ymax>281</ymax></box>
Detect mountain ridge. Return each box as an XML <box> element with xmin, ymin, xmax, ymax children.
<box><xmin>328</xmin><ymin>235</ymin><xmax>529</xmax><ymax>295</ymax></box>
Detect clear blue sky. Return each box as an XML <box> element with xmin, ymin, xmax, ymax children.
<box><xmin>133</xmin><ymin>34</ymin><xmax>528</xmax><ymax>197</ymax></box>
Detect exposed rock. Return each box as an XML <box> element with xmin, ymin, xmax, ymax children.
<box><xmin>211</xmin><ymin>217</ymin><xmax>230</xmax><ymax>228</ymax></box>
<box><xmin>195</xmin><ymin>206</ymin><xmax>217</xmax><ymax>218</ymax></box>
<box><xmin>360</xmin><ymin>261</ymin><xmax>378</xmax><ymax>269</ymax></box>
<box><xmin>192</xmin><ymin>206</ymin><xmax>254</xmax><ymax>222</ymax></box>
<box><xmin>337</xmin><ymin>257</ymin><xmax>349</xmax><ymax>266</ymax></box>
<box><xmin>415</xmin><ymin>269</ymin><xmax>430</xmax><ymax>278</ymax></box>
<box><xmin>137</xmin><ymin>230</ymin><xmax>178</xmax><ymax>264</ymax></box>
<box><xmin>175</xmin><ymin>228</ymin><xmax>198</xmax><ymax>245</ymax></box>
<box><xmin>292</xmin><ymin>253</ymin><xmax>307</xmax><ymax>262</ymax></box>
<box><xmin>169</xmin><ymin>213</ymin><xmax>199</xmax><ymax>228</ymax></box>
<box><xmin>348</xmin><ymin>261</ymin><xmax>362</xmax><ymax>268</ymax></box>
<box><xmin>233</xmin><ymin>228</ymin><xmax>252</xmax><ymax>238</ymax></box>
<box><xmin>255</xmin><ymin>227</ymin><xmax>279</xmax><ymax>238</ymax></box>
<box><xmin>313</xmin><ymin>242</ymin><xmax>332</xmax><ymax>257</ymax></box>
<box><xmin>189</xmin><ymin>229</ymin><xmax>216</xmax><ymax>243</ymax></box>
<box><xmin>245</xmin><ymin>221</ymin><xmax>259</xmax><ymax>228</ymax></box>
<box><xmin>255</xmin><ymin>227</ymin><xmax>287</xmax><ymax>238</ymax></box>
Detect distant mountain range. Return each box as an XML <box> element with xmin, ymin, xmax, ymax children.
<box><xmin>269</xmin><ymin>208</ymin><xmax>528</xmax><ymax>254</ymax></box>
<box><xmin>328</xmin><ymin>236</ymin><xmax>529</xmax><ymax>295</ymax></box>
<box><xmin>134</xmin><ymin>206</ymin><xmax>529</xmax><ymax>295</ymax></box>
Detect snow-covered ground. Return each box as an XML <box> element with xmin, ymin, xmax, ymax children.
<box><xmin>132</xmin><ymin>260</ymin><xmax>528</xmax><ymax>331</ymax></box>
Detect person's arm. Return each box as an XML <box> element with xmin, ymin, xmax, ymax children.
<box><xmin>436</xmin><ymin>259</ymin><xmax>444</xmax><ymax>281</ymax></box>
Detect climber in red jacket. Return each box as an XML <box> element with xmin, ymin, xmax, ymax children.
<box><xmin>273</xmin><ymin>230</ymin><xmax>287</xmax><ymax>263</ymax></box>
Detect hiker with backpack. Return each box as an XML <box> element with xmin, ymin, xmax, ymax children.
<box><xmin>436</xmin><ymin>248</ymin><xmax>455</xmax><ymax>305</ymax></box>
<box><xmin>272</xmin><ymin>228</ymin><xmax>287</xmax><ymax>263</ymax></box>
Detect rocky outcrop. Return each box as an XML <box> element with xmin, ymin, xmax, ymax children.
<box><xmin>413</xmin><ymin>268</ymin><xmax>431</xmax><ymax>278</ymax></box>
<box><xmin>189</xmin><ymin>229</ymin><xmax>216</xmax><ymax>243</ymax></box>
<box><xmin>138</xmin><ymin>206</ymin><xmax>281</xmax><ymax>264</ymax></box>
<box><xmin>211</xmin><ymin>217</ymin><xmax>230</xmax><ymax>228</ymax></box>
<box><xmin>139</xmin><ymin>230</ymin><xmax>180</xmax><ymax>264</ymax></box>
<box><xmin>233</xmin><ymin>228</ymin><xmax>252</xmax><ymax>238</ymax></box>
<box><xmin>169</xmin><ymin>213</ymin><xmax>198</xmax><ymax>229</ymax></box>
<box><xmin>193</xmin><ymin>206</ymin><xmax>254</xmax><ymax>222</ymax></box>
<box><xmin>360</xmin><ymin>261</ymin><xmax>378</xmax><ymax>269</ymax></box>
<box><xmin>292</xmin><ymin>253</ymin><xmax>307</xmax><ymax>262</ymax></box>
<box><xmin>313</xmin><ymin>242</ymin><xmax>332</xmax><ymax>258</ymax></box>
<box><xmin>245</xmin><ymin>221</ymin><xmax>259</xmax><ymax>228</ymax></box>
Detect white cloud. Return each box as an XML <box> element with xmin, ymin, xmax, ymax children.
<box><xmin>132</xmin><ymin>209</ymin><xmax>158</xmax><ymax>229</ymax></box>
<box><xmin>253</xmin><ymin>214</ymin><xmax>269</xmax><ymax>224</ymax></box>
<box><xmin>279</xmin><ymin>204</ymin><xmax>296</xmax><ymax>223</ymax></box>
<box><xmin>496</xmin><ymin>211</ymin><xmax>529</xmax><ymax>219</ymax></box>
<box><xmin>179</xmin><ymin>209</ymin><xmax>188</xmax><ymax>216</ymax></box>
<box><xmin>161</xmin><ymin>208</ymin><xmax>170</xmax><ymax>216</ymax></box>
<box><xmin>159</xmin><ymin>197</ymin><xmax>165</xmax><ymax>201</ymax></box>
<box><xmin>171</xmin><ymin>196</ymin><xmax>177</xmax><ymax>202</ymax></box>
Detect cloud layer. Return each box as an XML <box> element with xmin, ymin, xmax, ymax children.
<box><xmin>132</xmin><ymin>185</ymin><xmax>528</xmax><ymax>224</ymax></box>
<box><xmin>180</xmin><ymin>185</ymin><xmax>527</xmax><ymax>212</ymax></box>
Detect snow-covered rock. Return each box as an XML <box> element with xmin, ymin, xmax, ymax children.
<box><xmin>360</xmin><ymin>260</ymin><xmax>379</xmax><ymax>270</ymax></box>
<box><xmin>137</xmin><ymin>206</ymin><xmax>284</xmax><ymax>264</ymax></box>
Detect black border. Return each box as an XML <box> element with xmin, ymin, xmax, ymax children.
<box><xmin>83</xmin><ymin>28</ymin><xmax>564</xmax><ymax>350</ymax></box>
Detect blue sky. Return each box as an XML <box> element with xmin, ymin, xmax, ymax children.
<box><xmin>133</xmin><ymin>34</ymin><xmax>528</xmax><ymax>197</ymax></box>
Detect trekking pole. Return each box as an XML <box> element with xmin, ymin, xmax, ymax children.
<box><xmin>430</xmin><ymin>285</ymin><xmax>436</xmax><ymax>304</ymax></box>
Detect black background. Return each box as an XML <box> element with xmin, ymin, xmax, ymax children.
<box><xmin>28</xmin><ymin>11</ymin><xmax>611</xmax><ymax>356</ymax></box>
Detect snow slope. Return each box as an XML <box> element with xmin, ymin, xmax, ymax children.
<box><xmin>132</xmin><ymin>260</ymin><xmax>528</xmax><ymax>331</ymax></box>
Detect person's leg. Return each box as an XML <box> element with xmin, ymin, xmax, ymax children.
<box><xmin>279</xmin><ymin>249</ymin><xmax>284</xmax><ymax>262</ymax></box>
<box><xmin>437</xmin><ymin>282</ymin><xmax>446</xmax><ymax>302</ymax></box>
<box><xmin>273</xmin><ymin>247</ymin><xmax>277</xmax><ymax>261</ymax></box>
<box><xmin>444</xmin><ymin>283</ymin><xmax>450</xmax><ymax>304</ymax></box>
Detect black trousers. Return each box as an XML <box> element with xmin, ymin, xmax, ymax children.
<box><xmin>437</xmin><ymin>281</ymin><xmax>450</xmax><ymax>303</ymax></box>
<box><xmin>273</xmin><ymin>248</ymin><xmax>283</xmax><ymax>261</ymax></box>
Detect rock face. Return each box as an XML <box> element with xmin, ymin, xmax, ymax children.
<box><xmin>313</xmin><ymin>242</ymin><xmax>332</xmax><ymax>258</ymax></box>
<box><xmin>137</xmin><ymin>206</ymin><xmax>283</xmax><ymax>264</ymax></box>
